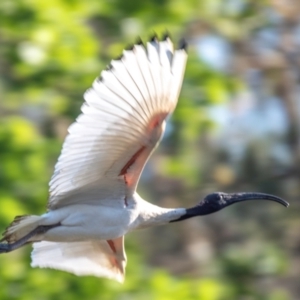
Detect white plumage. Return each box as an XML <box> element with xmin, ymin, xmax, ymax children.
<box><xmin>1</xmin><ymin>36</ymin><xmax>188</xmax><ymax>283</ymax></box>
<box><xmin>31</xmin><ymin>238</ymin><xmax>126</xmax><ymax>282</ymax></box>
<box><xmin>0</xmin><ymin>35</ymin><xmax>288</xmax><ymax>282</ymax></box>
<box><xmin>48</xmin><ymin>37</ymin><xmax>186</xmax><ymax>209</ymax></box>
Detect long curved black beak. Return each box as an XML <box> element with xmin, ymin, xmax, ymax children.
<box><xmin>171</xmin><ymin>192</ymin><xmax>289</xmax><ymax>222</ymax></box>
<box><xmin>222</xmin><ymin>192</ymin><xmax>289</xmax><ymax>208</ymax></box>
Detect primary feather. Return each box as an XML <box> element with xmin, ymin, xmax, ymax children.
<box><xmin>48</xmin><ymin>36</ymin><xmax>187</xmax><ymax>210</ymax></box>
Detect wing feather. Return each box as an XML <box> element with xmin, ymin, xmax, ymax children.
<box><xmin>31</xmin><ymin>237</ymin><xmax>126</xmax><ymax>283</ymax></box>
<box><xmin>48</xmin><ymin>37</ymin><xmax>187</xmax><ymax>209</ymax></box>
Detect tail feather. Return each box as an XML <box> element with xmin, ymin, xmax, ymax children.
<box><xmin>1</xmin><ymin>215</ymin><xmax>42</xmax><ymax>243</ymax></box>
<box><xmin>31</xmin><ymin>240</ymin><xmax>125</xmax><ymax>283</ymax></box>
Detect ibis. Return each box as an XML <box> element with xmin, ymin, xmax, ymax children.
<box><xmin>0</xmin><ymin>35</ymin><xmax>288</xmax><ymax>282</ymax></box>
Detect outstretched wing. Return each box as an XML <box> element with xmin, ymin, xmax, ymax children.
<box><xmin>31</xmin><ymin>236</ymin><xmax>126</xmax><ymax>282</ymax></box>
<box><xmin>48</xmin><ymin>36</ymin><xmax>187</xmax><ymax>210</ymax></box>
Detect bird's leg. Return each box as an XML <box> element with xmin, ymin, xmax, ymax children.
<box><xmin>0</xmin><ymin>224</ymin><xmax>60</xmax><ymax>253</ymax></box>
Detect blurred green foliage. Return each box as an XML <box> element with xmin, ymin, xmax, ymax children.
<box><xmin>0</xmin><ymin>0</ymin><xmax>295</xmax><ymax>299</ymax></box>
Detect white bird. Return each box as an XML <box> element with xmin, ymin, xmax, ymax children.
<box><xmin>0</xmin><ymin>35</ymin><xmax>288</xmax><ymax>283</ymax></box>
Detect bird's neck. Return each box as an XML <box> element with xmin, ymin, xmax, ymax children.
<box><xmin>132</xmin><ymin>196</ymin><xmax>186</xmax><ymax>229</ymax></box>
<box><xmin>170</xmin><ymin>205</ymin><xmax>211</xmax><ymax>222</ymax></box>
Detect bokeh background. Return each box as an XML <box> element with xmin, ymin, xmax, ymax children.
<box><xmin>0</xmin><ymin>0</ymin><xmax>299</xmax><ymax>299</ymax></box>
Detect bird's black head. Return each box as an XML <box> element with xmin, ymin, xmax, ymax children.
<box><xmin>200</xmin><ymin>192</ymin><xmax>233</xmax><ymax>214</ymax></box>
<box><xmin>171</xmin><ymin>192</ymin><xmax>288</xmax><ymax>222</ymax></box>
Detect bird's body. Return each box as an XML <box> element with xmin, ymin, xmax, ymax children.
<box><xmin>35</xmin><ymin>194</ymin><xmax>184</xmax><ymax>243</ymax></box>
<box><xmin>0</xmin><ymin>35</ymin><xmax>288</xmax><ymax>282</ymax></box>
<box><xmin>38</xmin><ymin>203</ymin><xmax>137</xmax><ymax>242</ymax></box>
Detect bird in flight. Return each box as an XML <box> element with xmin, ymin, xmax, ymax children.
<box><xmin>0</xmin><ymin>35</ymin><xmax>288</xmax><ymax>282</ymax></box>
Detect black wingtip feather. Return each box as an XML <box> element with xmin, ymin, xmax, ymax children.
<box><xmin>136</xmin><ymin>37</ymin><xmax>144</xmax><ymax>46</ymax></box>
<box><xmin>106</xmin><ymin>63</ymin><xmax>113</xmax><ymax>71</ymax></box>
<box><xmin>115</xmin><ymin>54</ymin><xmax>123</xmax><ymax>60</ymax></box>
<box><xmin>150</xmin><ymin>33</ymin><xmax>158</xmax><ymax>42</ymax></box>
<box><xmin>162</xmin><ymin>31</ymin><xmax>171</xmax><ymax>41</ymax></box>
<box><xmin>178</xmin><ymin>38</ymin><xmax>188</xmax><ymax>51</ymax></box>
<box><xmin>113</xmin><ymin>33</ymin><xmax>181</xmax><ymax>66</ymax></box>
<box><xmin>125</xmin><ymin>44</ymin><xmax>134</xmax><ymax>51</ymax></box>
